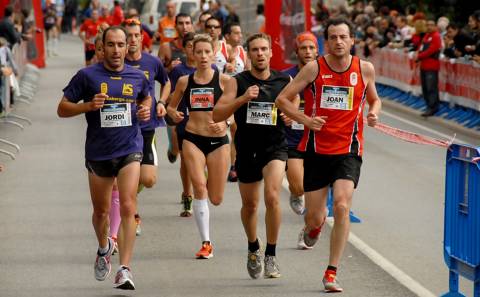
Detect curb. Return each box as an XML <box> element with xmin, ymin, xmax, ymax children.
<box><xmin>381</xmin><ymin>98</ymin><xmax>480</xmax><ymax>141</ymax></box>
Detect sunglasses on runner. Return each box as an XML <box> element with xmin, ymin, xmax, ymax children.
<box><xmin>206</xmin><ymin>25</ymin><xmax>221</xmax><ymax>29</ymax></box>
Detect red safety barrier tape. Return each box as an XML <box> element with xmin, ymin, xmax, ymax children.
<box><xmin>364</xmin><ymin>118</ymin><xmax>453</xmax><ymax>148</ymax></box>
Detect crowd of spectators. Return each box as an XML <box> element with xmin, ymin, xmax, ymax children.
<box><xmin>312</xmin><ymin>1</ymin><xmax>480</xmax><ymax>64</ymax></box>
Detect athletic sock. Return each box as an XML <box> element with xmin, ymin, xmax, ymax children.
<box><xmin>248</xmin><ymin>238</ymin><xmax>260</xmax><ymax>252</ymax></box>
<box><xmin>327</xmin><ymin>265</ymin><xmax>337</xmax><ymax>272</ymax></box>
<box><xmin>265</xmin><ymin>243</ymin><xmax>276</xmax><ymax>256</ymax></box>
<box><xmin>109</xmin><ymin>190</ymin><xmax>121</xmax><ymax>238</ymax></box>
<box><xmin>53</xmin><ymin>38</ymin><xmax>59</xmax><ymax>54</ymax></box>
<box><xmin>118</xmin><ymin>265</ymin><xmax>129</xmax><ymax>272</ymax></box>
<box><xmin>98</xmin><ymin>239</ymin><xmax>110</xmax><ymax>255</ymax></box>
<box><xmin>193</xmin><ymin>198</ymin><xmax>210</xmax><ymax>242</ymax></box>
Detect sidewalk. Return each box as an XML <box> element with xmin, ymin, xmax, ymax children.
<box><xmin>0</xmin><ymin>35</ymin><xmax>417</xmax><ymax>297</ymax></box>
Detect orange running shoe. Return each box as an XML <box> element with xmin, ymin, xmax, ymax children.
<box><xmin>195</xmin><ymin>242</ymin><xmax>213</xmax><ymax>259</ymax></box>
<box><xmin>322</xmin><ymin>269</ymin><xmax>343</xmax><ymax>292</ymax></box>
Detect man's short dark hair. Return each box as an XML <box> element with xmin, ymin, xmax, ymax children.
<box><xmin>175</xmin><ymin>13</ymin><xmax>192</xmax><ymax>25</ymax></box>
<box><xmin>246</xmin><ymin>33</ymin><xmax>271</xmax><ymax>51</ymax></box>
<box><xmin>205</xmin><ymin>16</ymin><xmax>223</xmax><ymax>27</ymax></box>
<box><xmin>324</xmin><ymin>17</ymin><xmax>355</xmax><ymax>40</ymax></box>
<box><xmin>182</xmin><ymin>32</ymin><xmax>196</xmax><ymax>47</ymax></box>
<box><xmin>198</xmin><ymin>11</ymin><xmax>212</xmax><ymax>21</ymax></box>
<box><xmin>256</xmin><ymin>4</ymin><xmax>264</xmax><ymax>15</ymax></box>
<box><xmin>4</xmin><ymin>6</ymin><xmax>13</xmax><ymax>18</ymax></box>
<box><xmin>446</xmin><ymin>23</ymin><xmax>458</xmax><ymax>30</ymax></box>
<box><xmin>102</xmin><ymin>26</ymin><xmax>127</xmax><ymax>45</ymax></box>
<box><xmin>224</xmin><ymin>22</ymin><xmax>240</xmax><ymax>35</ymax></box>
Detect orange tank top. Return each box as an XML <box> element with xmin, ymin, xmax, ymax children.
<box><xmin>158</xmin><ymin>16</ymin><xmax>178</xmax><ymax>43</ymax></box>
<box><xmin>298</xmin><ymin>55</ymin><xmax>367</xmax><ymax>156</ymax></box>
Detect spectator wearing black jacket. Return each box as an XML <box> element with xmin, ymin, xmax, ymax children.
<box><xmin>0</xmin><ymin>6</ymin><xmax>21</xmax><ymax>49</ymax></box>
<box><xmin>444</xmin><ymin>23</ymin><xmax>475</xmax><ymax>58</ymax></box>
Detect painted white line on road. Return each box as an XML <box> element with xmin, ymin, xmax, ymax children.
<box><xmin>381</xmin><ymin>110</ymin><xmax>468</xmax><ymax>144</ymax></box>
<box><xmin>281</xmin><ymin>181</ymin><xmax>436</xmax><ymax>297</ymax></box>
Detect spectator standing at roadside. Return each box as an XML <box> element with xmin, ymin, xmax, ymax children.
<box><xmin>254</xmin><ymin>4</ymin><xmax>265</xmax><ymax>33</ymax></box>
<box><xmin>415</xmin><ymin>19</ymin><xmax>442</xmax><ymax>117</ymax></box>
<box><xmin>465</xmin><ymin>11</ymin><xmax>480</xmax><ymax>57</ymax></box>
<box><xmin>63</xmin><ymin>0</ymin><xmax>78</xmax><ymax>33</ymax></box>
<box><xmin>0</xmin><ymin>6</ymin><xmax>21</xmax><ymax>49</ymax></box>
<box><xmin>389</xmin><ymin>15</ymin><xmax>413</xmax><ymax>48</ymax></box>
<box><xmin>443</xmin><ymin>23</ymin><xmax>475</xmax><ymax>58</ymax></box>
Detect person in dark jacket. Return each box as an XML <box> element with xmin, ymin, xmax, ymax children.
<box><xmin>0</xmin><ymin>6</ymin><xmax>21</xmax><ymax>49</ymax></box>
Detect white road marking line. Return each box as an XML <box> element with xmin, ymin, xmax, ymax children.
<box><xmin>283</xmin><ymin>176</ymin><xmax>436</xmax><ymax>296</ymax></box>
<box><xmin>381</xmin><ymin>110</ymin><xmax>468</xmax><ymax>144</ymax></box>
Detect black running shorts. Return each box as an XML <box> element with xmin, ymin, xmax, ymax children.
<box><xmin>85</xmin><ymin>152</ymin><xmax>143</xmax><ymax>177</ymax></box>
<box><xmin>141</xmin><ymin>130</ymin><xmax>157</xmax><ymax>166</ymax></box>
<box><xmin>287</xmin><ymin>147</ymin><xmax>304</xmax><ymax>159</ymax></box>
<box><xmin>235</xmin><ymin>148</ymin><xmax>288</xmax><ymax>183</ymax></box>
<box><xmin>303</xmin><ymin>153</ymin><xmax>362</xmax><ymax>192</ymax></box>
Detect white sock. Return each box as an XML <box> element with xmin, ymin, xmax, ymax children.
<box><xmin>193</xmin><ymin>198</ymin><xmax>210</xmax><ymax>242</ymax></box>
<box><xmin>98</xmin><ymin>240</ymin><xmax>109</xmax><ymax>255</ymax></box>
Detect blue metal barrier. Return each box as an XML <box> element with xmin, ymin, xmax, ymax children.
<box><xmin>376</xmin><ymin>83</ymin><xmax>480</xmax><ymax>130</ymax></box>
<box><xmin>326</xmin><ymin>188</ymin><xmax>361</xmax><ymax>223</ymax></box>
<box><xmin>442</xmin><ymin>144</ymin><xmax>480</xmax><ymax>297</ymax></box>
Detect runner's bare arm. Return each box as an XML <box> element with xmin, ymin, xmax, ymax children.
<box><xmin>213</xmin><ymin>77</ymin><xmax>255</xmax><ymax>122</ymax></box>
<box><xmin>57</xmin><ymin>94</ymin><xmax>107</xmax><ymax>117</ymax></box>
<box><xmin>159</xmin><ymin>80</ymin><xmax>171</xmax><ymax>104</ymax></box>
<box><xmin>166</xmin><ymin>75</ymin><xmax>187</xmax><ymax>123</ymax></box>
<box><xmin>137</xmin><ymin>95</ymin><xmax>152</xmax><ymax>121</ymax></box>
<box><xmin>276</xmin><ymin>60</ymin><xmax>318</xmax><ymax>125</ymax></box>
<box><xmin>361</xmin><ymin>60</ymin><xmax>382</xmax><ymax>127</ymax></box>
<box><xmin>224</xmin><ymin>44</ymin><xmax>235</xmax><ymax>73</ymax></box>
<box><xmin>157</xmin><ymin>42</ymin><xmax>171</xmax><ymax>67</ymax></box>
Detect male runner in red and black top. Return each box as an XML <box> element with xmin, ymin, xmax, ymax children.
<box><xmin>276</xmin><ymin>18</ymin><xmax>381</xmax><ymax>293</ymax></box>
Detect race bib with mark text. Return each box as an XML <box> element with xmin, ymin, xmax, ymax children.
<box><xmin>190</xmin><ymin>88</ymin><xmax>214</xmax><ymax>109</ymax></box>
<box><xmin>246</xmin><ymin>101</ymin><xmax>278</xmax><ymax>126</ymax></box>
<box><xmin>320</xmin><ymin>85</ymin><xmax>354</xmax><ymax>111</ymax></box>
<box><xmin>100</xmin><ymin>103</ymin><xmax>132</xmax><ymax>128</ymax></box>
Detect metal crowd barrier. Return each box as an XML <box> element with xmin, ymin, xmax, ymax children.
<box><xmin>0</xmin><ymin>42</ymin><xmax>39</xmax><ymax>160</ymax></box>
<box><xmin>366</xmin><ymin>48</ymin><xmax>480</xmax><ymax>131</ymax></box>
<box><xmin>442</xmin><ymin>144</ymin><xmax>480</xmax><ymax>297</ymax></box>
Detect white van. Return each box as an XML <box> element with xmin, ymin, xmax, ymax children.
<box><xmin>140</xmin><ymin>0</ymin><xmax>200</xmax><ymax>32</ymax></box>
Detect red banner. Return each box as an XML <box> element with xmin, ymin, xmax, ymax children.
<box><xmin>30</xmin><ymin>0</ymin><xmax>46</xmax><ymax>68</ymax></box>
<box><xmin>265</xmin><ymin>0</ymin><xmax>311</xmax><ymax>70</ymax></box>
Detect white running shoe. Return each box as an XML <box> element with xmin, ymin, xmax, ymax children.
<box><xmin>289</xmin><ymin>195</ymin><xmax>305</xmax><ymax>215</ymax></box>
<box><xmin>297</xmin><ymin>228</ymin><xmax>314</xmax><ymax>250</ymax></box>
<box><xmin>114</xmin><ymin>266</ymin><xmax>135</xmax><ymax>290</ymax></box>
<box><xmin>264</xmin><ymin>255</ymin><xmax>281</xmax><ymax>278</ymax></box>
<box><xmin>94</xmin><ymin>237</ymin><xmax>114</xmax><ymax>281</ymax></box>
